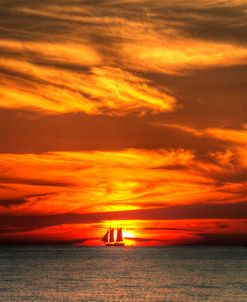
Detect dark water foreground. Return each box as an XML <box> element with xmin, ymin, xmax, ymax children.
<box><xmin>0</xmin><ymin>246</ymin><xmax>246</xmax><ymax>302</ymax></box>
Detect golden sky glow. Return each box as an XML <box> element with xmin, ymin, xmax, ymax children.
<box><xmin>0</xmin><ymin>0</ymin><xmax>247</xmax><ymax>245</ymax></box>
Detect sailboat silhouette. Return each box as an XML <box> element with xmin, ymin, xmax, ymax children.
<box><xmin>102</xmin><ymin>227</ymin><xmax>125</xmax><ymax>246</ymax></box>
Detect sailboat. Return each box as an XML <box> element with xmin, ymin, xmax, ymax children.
<box><xmin>102</xmin><ymin>227</ymin><xmax>125</xmax><ymax>246</ymax></box>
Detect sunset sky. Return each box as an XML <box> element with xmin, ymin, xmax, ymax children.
<box><xmin>0</xmin><ymin>0</ymin><xmax>247</xmax><ymax>246</ymax></box>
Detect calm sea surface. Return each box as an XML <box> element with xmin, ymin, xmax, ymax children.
<box><xmin>0</xmin><ymin>246</ymin><xmax>246</xmax><ymax>302</ymax></box>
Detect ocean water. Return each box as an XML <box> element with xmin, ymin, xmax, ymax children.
<box><xmin>0</xmin><ymin>246</ymin><xmax>246</xmax><ymax>302</ymax></box>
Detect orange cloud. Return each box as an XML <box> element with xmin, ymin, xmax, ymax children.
<box><xmin>152</xmin><ymin>123</ymin><xmax>247</xmax><ymax>189</ymax></box>
<box><xmin>154</xmin><ymin>123</ymin><xmax>247</xmax><ymax>146</ymax></box>
<box><xmin>1</xmin><ymin>0</ymin><xmax>247</xmax><ymax>116</ymax></box>
<box><xmin>206</xmin><ymin>126</ymin><xmax>247</xmax><ymax>145</ymax></box>
<box><xmin>0</xmin><ymin>58</ymin><xmax>176</xmax><ymax>114</ymax></box>
<box><xmin>0</xmin><ymin>148</ymin><xmax>245</xmax><ymax>219</ymax></box>
<box><xmin>122</xmin><ymin>35</ymin><xmax>247</xmax><ymax>74</ymax></box>
<box><xmin>0</xmin><ymin>40</ymin><xmax>101</xmax><ymax>66</ymax></box>
<box><xmin>0</xmin><ymin>149</ymin><xmax>208</xmax><ymax>215</ymax></box>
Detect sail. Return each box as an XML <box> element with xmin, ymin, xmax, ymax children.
<box><xmin>102</xmin><ymin>230</ymin><xmax>109</xmax><ymax>242</ymax></box>
<box><xmin>109</xmin><ymin>228</ymin><xmax>115</xmax><ymax>242</ymax></box>
<box><xmin>116</xmin><ymin>227</ymin><xmax>123</xmax><ymax>242</ymax></box>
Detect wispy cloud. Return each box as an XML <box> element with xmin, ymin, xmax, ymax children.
<box><xmin>1</xmin><ymin>148</ymin><xmax>246</xmax><ymax>219</ymax></box>
<box><xmin>0</xmin><ymin>0</ymin><xmax>247</xmax><ymax>115</ymax></box>
<box><xmin>154</xmin><ymin>122</ymin><xmax>247</xmax><ymax>146</ymax></box>
<box><xmin>0</xmin><ymin>59</ymin><xmax>176</xmax><ymax>114</ymax></box>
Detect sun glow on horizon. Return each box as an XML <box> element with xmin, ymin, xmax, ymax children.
<box><xmin>123</xmin><ymin>231</ymin><xmax>136</xmax><ymax>246</ymax></box>
<box><xmin>123</xmin><ymin>230</ymin><xmax>135</xmax><ymax>239</ymax></box>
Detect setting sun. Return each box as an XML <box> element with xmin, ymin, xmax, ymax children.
<box><xmin>123</xmin><ymin>230</ymin><xmax>135</xmax><ymax>239</ymax></box>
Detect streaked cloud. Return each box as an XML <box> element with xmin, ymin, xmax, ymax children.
<box><xmin>0</xmin><ymin>149</ymin><xmax>198</xmax><ymax>215</ymax></box>
<box><xmin>121</xmin><ymin>36</ymin><xmax>247</xmax><ymax>74</ymax></box>
<box><xmin>0</xmin><ymin>148</ymin><xmax>246</xmax><ymax>219</ymax></box>
<box><xmin>0</xmin><ymin>58</ymin><xmax>176</xmax><ymax>114</ymax></box>
<box><xmin>206</xmin><ymin>125</ymin><xmax>247</xmax><ymax>145</ymax></box>
<box><xmin>0</xmin><ymin>0</ymin><xmax>247</xmax><ymax>114</ymax></box>
<box><xmin>154</xmin><ymin>122</ymin><xmax>247</xmax><ymax>146</ymax></box>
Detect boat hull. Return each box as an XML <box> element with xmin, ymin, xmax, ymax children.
<box><xmin>105</xmin><ymin>242</ymin><xmax>125</xmax><ymax>246</ymax></box>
